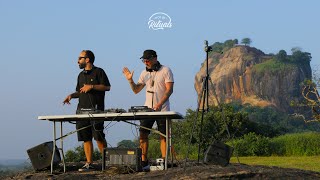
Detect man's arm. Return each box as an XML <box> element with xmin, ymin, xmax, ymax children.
<box><xmin>154</xmin><ymin>82</ymin><xmax>174</xmax><ymax>111</ymax></box>
<box><xmin>123</xmin><ymin>67</ymin><xmax>145</xmax><ymax>94</ymax></box>
<box><xmin>70</xmin><ymin>92</ymin><xmax>80</xmax><ymax>98</ymax></box>
<box><xmin>94</xmin><ymin>84</ymin><xmax>110</xmax><ymax>91</ymax></box>
<box><xmin>63</xmin><ymin>92</ymin><xmax>80</xmax><ymax>105</ymax></box>
<box><xmin>128</xmin><ymin>79</ymin><xmax>145</xmax><ymax>94</ymax></box>
<box><xmin>80</xmin><ymin>84</ymin><xmax>110</xmax><ymax>93</ymax></box>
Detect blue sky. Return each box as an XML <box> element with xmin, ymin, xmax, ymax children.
<box><xmin>0</xmin><ymin>0</ymin><xmax>319</xmax><ymax>159</ymax></box>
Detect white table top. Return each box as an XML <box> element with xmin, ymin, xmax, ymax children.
<box><xmin>38</xmin><ymin>111</ymin><xmax>184</xmax><ymax>121</ymax></box>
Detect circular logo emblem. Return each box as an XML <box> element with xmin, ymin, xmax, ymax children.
<box><xmin>148</xmin><ymin>12</ymin><xmax>173</xmax><ymax>30</ymax></box>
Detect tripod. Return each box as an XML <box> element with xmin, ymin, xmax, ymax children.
<box><xmin>196</xmin><ymin>40</ymin><xmax>212</xmax><ymax>162</ymax></box>
<box><xmin>184</xmin><ymin>40</ymin><xmax>213</xmax><ymax>164</ymax></box>
<box><xmin>184</xmin><ymin>41</ymin><xmax>239</xmax><ymax>168</ymax></box>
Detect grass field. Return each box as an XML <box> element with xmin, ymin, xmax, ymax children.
<box><xmin>230</xmin><ymin>156</ymin><xmax>320</xmax><ymax>172</ymax></box>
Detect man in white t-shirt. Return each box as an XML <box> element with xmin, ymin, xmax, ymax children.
<box><xmin>122</xmin><ymin>49</ymin><xmax>174</xmax><ymax>168</ymax></box>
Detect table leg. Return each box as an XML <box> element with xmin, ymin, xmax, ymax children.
<box><xmin>60</xmin><ymin>121</ymin><xmax>66</xmax><ymax>172</ymax></box>
<box><xmin>165</xmin><ymin>117</ymin><xmax>169</xmax><ymax>170</ymax></box>
<box><xmin>51</xmin><ymin>121</ymin><xmax>56</xmax><ymax>174</ymax></box>
<box><xmin>169</xmin><ymin>120</ymin><xmax>173</xmax><ymax>167</ymax></box>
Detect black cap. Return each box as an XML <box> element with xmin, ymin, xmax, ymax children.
<box><xmin>140</xmin><ymin>49</ymin><xmax>157</xmax><ymax>59</ymax></box>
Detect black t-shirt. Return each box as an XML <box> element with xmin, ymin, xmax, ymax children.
<box><xmin>76</xmin><ymin>66</ymin><xmax>110</xmax><ymax>111</ymax></box>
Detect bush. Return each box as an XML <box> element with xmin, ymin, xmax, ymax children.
<box><xmin>231</xmin><ymin>132</ymin><xmax>272</xmax><ymax>156</ymax></box>
<box><xmin>148</xmin><ymin>133</ymin><xmax>199</xmax><ymax>161</ymax></box>
<box><xmin>65</xmin><ymin>145</ymin><xmax>101</xmax><ymax>162</ymax></box>
<box><xmin>229</xmin><ymin>132</ymin><xmax>320</xmax><ymax>157</ymax></box>
<box><xmin>147</xmin><ymin>138</ymin><xmax>162</xmax><ymax>159</ymax></box>
<box><xmin>173</xmin><ymin>142</ymin><xmax>198</xmax><ymax>160</ymax></box>
<box><xmin>172</xmin><ymin>105</ymin><xmax>250</xmax><ymax>154</ymax></box>
<box><xmin>271</xmin><ymin>132</ymin><xmax>320</xmax><ymax>156</ymax></box>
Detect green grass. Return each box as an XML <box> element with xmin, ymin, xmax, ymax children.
<box><xmin>252</xmin><ymin>59</ymin><xmax>296</xmax><ymax>74</ymax></box>
<box><xmin>230</xmin><ymin>156</ymin><xmax>320</xmax><ymax>172</ymax></box>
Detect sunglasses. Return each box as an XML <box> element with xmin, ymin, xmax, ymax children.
<box><xmin>141</xmin><ymin>57</ymin><xmax>154</xmax><ymax>63</ymax></box>
<box><xmin>141</xmin><ymin>59</ymin><xmax>150</xmax><ymax>63</ymax></box>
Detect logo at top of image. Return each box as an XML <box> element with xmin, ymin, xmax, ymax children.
<box><xmin>148</xmin><ymin>12</ymin><xmax>172</xmax><ymax>30</ymax></box>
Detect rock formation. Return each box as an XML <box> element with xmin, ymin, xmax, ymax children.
<box><xmin>195</xmin><ymin>45</ymin><xmax>312</xmax><ymax>113</ymax></box>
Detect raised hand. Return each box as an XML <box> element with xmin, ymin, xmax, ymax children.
<box><xmin>122</xmin><ymin>67</ymin><xmax>134</xmax><ymax>81</ymax></box>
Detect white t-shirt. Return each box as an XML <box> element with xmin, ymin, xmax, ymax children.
<box><xmin>137</xmin><ymin>65</ymin><xmax>174</xmax><ymax>111</ymax></box>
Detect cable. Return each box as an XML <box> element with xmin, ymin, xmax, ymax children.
<box><xmin>57</xmin><ymin>112</ymin><xmax>122</xmax><ymax>146</ymax></box>
<box><xmin>55</xmin><ymin>123</ymin><xmax>93</xmax><ymax>141</ymax></box>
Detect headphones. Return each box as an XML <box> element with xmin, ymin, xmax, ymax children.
<box><xmin>146</xmin><ymin>61</ymin><xmax>162</xmax><ymax>72</ymax></box>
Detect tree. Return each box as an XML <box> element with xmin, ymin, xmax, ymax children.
<box><xmin>224</xmin><ymin>39</ymin><xmax>238</xmax><ymax>49</ymax></box>
<box><xmin>241</xmin><ymin>38</ymin><xmax>252</xmax><ymax>46</ymax></box>
<box><xmin>291</xmin><ymin>66</ymin><xmax>320</xmax><ymax>122</ymax></box>
<box><xmin>290</xmin><ymin>50</ymin><xmax>311</xmax><ymax>64</ymax></box>
<box><xmin>211</xmin><ymin>42</ymin><xmax>223</xmax><ymax>53</ymax></box>
<box><xmin>210</xmin><ymin>39</ymin><xmax>239</xmax><ymax>54</ymax></box>
<box><xmin>117</xmin><ymin>139</ymin><xmax>138</xmax><ymax>148</ymax></box>
<box><xmin>301</xmin><ymin>80</ymin><xmax>320</xmax><ymax>122</ymax></box>
<box><xmin>276</xmin><ymin>50</ymin><xmax>288</xmax><ymax>61</ymax></box>
<box><xmin>234</xmin><ymin>39</ymin><xmax>239</xmax><ymax>44</ymax></box>
<box><xmin>65</xmin><ymin>145</ymin><xmax>101</xmax><ymax>162</ymax></box>
<box><xmin>291</xmin><ymin>47</ymin><xmax>302</xmax><ymax>53</ymax></box>
<box><xmin>172</xmin><ymin>104</ymin><xmax>250</xmax><ymax>154</ymax></box>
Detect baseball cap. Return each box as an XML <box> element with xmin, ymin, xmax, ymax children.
<box><xmin>140</xmin><ymin>49</ymin><xmax>157</xmax><ymax>59</ymax></box>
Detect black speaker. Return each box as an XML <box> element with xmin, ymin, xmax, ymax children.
<box><xmin>27</xmin><ymin>141</ymin><xmax>61</xmax><ymax>171</ymax></box>
<box><xmin>103</xmin><ymin>148</ymin><xmax>142</xmax><ymax>172</ymax></box>
<box><xmin>204</xmin><ymin>141</ymin><xmax>233</xmax><ymax>166</ymax></box>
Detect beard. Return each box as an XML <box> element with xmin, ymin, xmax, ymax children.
<box><xmin>79</xmin><ymin>62</ymin><xmax>86</xmax><ymax>69</ymax></box>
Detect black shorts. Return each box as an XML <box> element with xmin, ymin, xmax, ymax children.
<box><xmin>76</xmin><ymin>120</ymin><xmax>105</xmax><ymax>142</ymax></box>
<box><xmin>139</xmin><ymin>119</ymin><xmax>166</xmax><ymax>135</ymax></box>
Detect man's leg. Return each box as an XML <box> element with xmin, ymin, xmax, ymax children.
<box><xmin>92</xmin><ymin>121</ymin><xmax>106</xmax><ymax>154</ymax></box>
<box><xmin>160</xmin><ymin>136</ymin><xmax>166</xmax><ymax>159</ymax></box>
<box><xmin>158</xmin><ymin>119</ymin><xmax>168</xmax><ymax>159</ymax></box>
<box><xmin>77</xmin><ymin>120</ymin><xmax>94</xmax><ymax>164</ymax></box>
<box><xmin>140</xmin><ymin>132</ymin><xmax>149</xmax><ymax>162</ymax></box>
<box><xmin>96</xmin><ymin>140</ymin><xmax>106</xmax><ymax>153</ymax></box>
<box><xmin>83</xmin><ymin>141</ymin><xmax>93</xmax><ymax>163</ymax></box>
<box><xmin>139</xmin><ymin>120</ymin><xmax>154</xmax><ymax>164</ymax></box>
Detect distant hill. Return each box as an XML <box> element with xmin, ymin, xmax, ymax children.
<box><xmin>195</xmin><ymin>44</ymin><xmax>312</xmax><ymax>114</ymax></box>
<box><xmin>0</xmin><ymin>159</ymin><xmax>27</xmax><ymax>166</ymax></box>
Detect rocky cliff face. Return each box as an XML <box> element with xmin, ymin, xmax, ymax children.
<box><xmin>195</xmin><ymin>46</ymin><xmax>312</xmax><ymax>113</ymax></box>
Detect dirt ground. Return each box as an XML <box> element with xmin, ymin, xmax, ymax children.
<box><xmin>4</xmin><ymin>161</ymin><xmax>320</xmax><ymax>180</ymax></box>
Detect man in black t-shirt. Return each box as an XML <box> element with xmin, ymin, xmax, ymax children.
<box><xmin>63</xmin><ymin>50</ymin><xmax>111</xmax><ymax>171</ymax></box>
